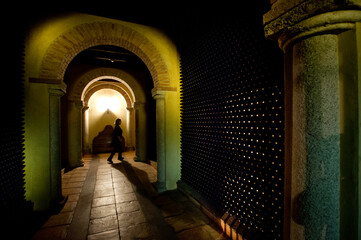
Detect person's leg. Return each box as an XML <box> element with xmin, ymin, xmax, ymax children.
<box><xmin>117</xmin><ymin>150</ymin><xmax>124</xmax><ymax>160</ymax></box>
<box><xmin>114</xmin><ymin>143</ymin><xmax>124</xmax><ymax>161</ymax></box>
<box><xmin>107</xmin><ymin>150</ymin><xmax>115</xmax><ymax>163</ymax></box>
<box><xmin>118</xmin><ymin>140</ymin><xmax>125</xmax><ymax>160</ymax></box>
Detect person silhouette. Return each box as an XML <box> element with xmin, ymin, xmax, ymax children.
<box><xmin>107</xmin><ymin>118</ymin><xmax>124</xmax><ymax>164</ymax></box>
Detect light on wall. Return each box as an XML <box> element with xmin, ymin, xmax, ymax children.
<box><xmin>96</xmin><ymin>96</ymin><xmax>121</xmax><ymax>113</ymax></box>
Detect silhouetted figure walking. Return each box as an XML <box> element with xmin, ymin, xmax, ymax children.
<box><xmin>107</xmin><ymin>118</ymin><xmax>124</xmax><ymax>164</ymax></box>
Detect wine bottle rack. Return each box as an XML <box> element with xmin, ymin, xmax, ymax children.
<box><xmin>180</xmin><ymin>17</ymin><xmax>284</xmax><ymax>239</ymax></box>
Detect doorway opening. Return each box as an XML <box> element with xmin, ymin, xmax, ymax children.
<box><xmin>61</xmin><ymin>45</ymin><xmax>157</xmax><ymax>171</ymax></box>
<box><xmin>87</xmin><ymin>88</ymin><xmax>129</xmax><ymax>154</ymax></box>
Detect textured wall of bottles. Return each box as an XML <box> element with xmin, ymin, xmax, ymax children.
<box><xmin>180</xmin><ymin>16</ymin><xmax>284</xmax><ymax>239</ymax></box>
<box><xmin>0</xmin><ymin>30</ymin><xmax>26</xmax><ymax>211</ymax></box>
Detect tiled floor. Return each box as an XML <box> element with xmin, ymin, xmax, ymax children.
<box><xmin>31</xmin><ymin>151</ymin><xmax>227</xmax><ymax>240</ymax></box>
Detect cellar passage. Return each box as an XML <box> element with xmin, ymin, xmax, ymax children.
<box><xmin>180</xmin><ymin>16</ymin><xmax>284</xmax><ymax>239</ymax></box>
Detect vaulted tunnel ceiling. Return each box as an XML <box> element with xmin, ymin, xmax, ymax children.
<box><xmin>70</xmin><ymin>45</ymin><xmax>146</xmax><ymax>69</ymax></box>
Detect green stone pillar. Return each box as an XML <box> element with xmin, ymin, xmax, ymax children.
<box><xmin>126</xmin><ymin>107</ymin><xmax>135</xmax><ymax>150</ymax></box>
<box><xmin>264</xmin><ymin>1</ymin><xmax>361</xmax><ymax>239</ymax></box>
<box><xmin>67</xmin><ymin>100</ymin><xmax>84</xmax><ymax>168</ymax></box>
<box><xmin>291</xmin><ymin>34</ymin><xmax>340</xmax><ymax>239</ymax></box>
<box><xmin>133</xmin><ymin>102</ymin><xmax>147</xmax><ymax>162</ymax></box>
<box><xmin>82</xmin><ymin>105</ymin><xmax>90</xmax><ymax>154</ymax></box>
<box><xmin>48</xmin><ymin>83</ymin><xmax>66</xmax><ymax>207</ymax></box>
<box><xmin>152</xmin><ymin>90</ymin><xmax>167</xmax><ymax>192</ymax></box>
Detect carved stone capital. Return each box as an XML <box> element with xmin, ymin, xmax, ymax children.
<box><xmin>133</xmin><ymin>102</ymin><xmax>146</xmax><ymax>110</ymax></box>
<box><xmin>264</xmin><ymin>0</ymin><xmax>361</xmax><ymax>49</ymax></box>
<box><xmin>151</xmin><ymin>88</ymin><xmax>166</xmax><ymax>99</ymax></box>
<box><xmin>47</xmin><ymin>81</ymin><xmax>67</xmax><ymax>97</ymax></box>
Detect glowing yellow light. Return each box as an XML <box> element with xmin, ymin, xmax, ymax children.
<box><xmin>96</xmin><ymin>96</ymin><xmax>121</xmax><ymax>113</ymax></box>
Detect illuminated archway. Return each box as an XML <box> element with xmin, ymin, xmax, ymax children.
<box><xmin>39</xmin><ymin>22</ymin><xmax>172</xmax><ymax>90</ymax></box>
<box><xmin>83</xmin><ymin>81</ymin><xmax>133</xmax><ymax>108</ymax></box>
<box><xmin>68</xmin><ymin>67</ymin><xmax>144</xmax><ymax>103</ymax></box>
<box><xmin>82</xmin><ymin>80</ymin><xmax>136</xmax><ymax>154</ymax></box>
<box><xmin>87</xmin><ymin>88</ymin><xmax>131</xmax><ymax>153</ymax></box>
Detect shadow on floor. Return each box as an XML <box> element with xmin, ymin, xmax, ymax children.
<box><xmin>29</xmin><ymin>153</ymin><xmax>227</xmax><ymax>240</ymax></box>
<box><xmin>111</xmin><ymin>159</ymin><xmax>227</xmax><ymax>240</ymax></box>
<box><xmin>111</xmin><ymin>160</ymin><xmax>177</xmax><ymax>239</ymax></box>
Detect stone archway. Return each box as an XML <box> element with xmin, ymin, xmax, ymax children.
<box><xmin>66</xmin><ymin>68</ymin><xmax>148</xmax><ymax>167</ymax></box>
<box><xmin>83</xmin><ymin>83</ymin><xmax>133</xmax><ymax>108</ymax></box>
<box><xmin>68</xmin><ymin>67</ymin><xmax>145</xmax><ymax>103</ymax></box>
<box><xmin>39</xmin><ymin>22</ymin><xmax>172</xmax><ymax>90</ymax></box>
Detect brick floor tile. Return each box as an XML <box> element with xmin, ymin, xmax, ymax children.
<box><xmin>176</xmin><ymin>225</ymin><xmax>227</xmax><ymax>240</ymax></box>
<box><xmin>94</xmin><ymin>188</ymin><xmax>115</xmax><ymax>198</ymax></box>
<box><xmin>61</xmin><ymin>201</ymin><xmax>77</xmax><ymax>212</ymax></box>
<box><xmin>31</xmin><ymin>225</ymin><xmax>68</xmax><ymax>240</ymax></box>
<box><xmin>97</xmin><ymin>170</ymin><xmax>111</xmax><ymax>175</ymax></box>
<box><xmin>117</xmin><ymin>210</ymin><xmax>147</xmax><ymax>228</ymax></box>
<box><xmin>67</xmin><ymin>194</ymin><xmax>80</xmax><ymax>202</ymax></box>
<box><xmin>88</xmin><ymin>215</ymin><xmax>118</xmax><ymax>235</ymax></box>
<box><xmin>63</xmin><ymin>187</ymin><xmax>82</xmax><ymax>195</ymax></box>
<box><xmin>42</xmin><ymin>212</ymin><xmax>73</xmax><ymax>228</ymax></box>
<box><xmin>94</xmin><ymin>183</ymin><xmax>113</xmax><ymax>190</ymax></box>
<box><xmin>72</xmin><ymin>172</ymin><xmax>88</xmax><ymax>177</ymax></box>
<box><xmin>160</xmin><ymin>202</ymin><xmax>184</xmax><ymax>217</ymax></box>
<box><xmin>87</xmin><ymin>229</ymin><xmax>120</xmax><ymax>240</ymax></box>
<box><xmin>62</xmin><ymin>182</ymin><xmax>83</xmax><ymax>188</ymax></box>
<box><xmin>114</xmin><ymin>192</ymin><xmax>137</xmax><ymax>203</ymax></box>
<box><xmin>164</xmin><ymin>213</ymin><xmax>204</xmax><ymax>233</ymax></box>
<box><xmin>90</xmin><ymin>204</ymin><xmax>117</xmax><ymax>219</ymax></box>
<box><xmin>114</xmin><ymin>185</ymin><xmax>133</xmax><ymax>195</ymax></box>
<box><xmin>96</xmin><ymin>174</ymin><xmax>112</xmax><ymax>180</ymax></box>
<box><xmin>68</xmin><ymin>176</ymin><xmax>86</xmax><ymax>183</ymax></box>
<box><xmin>118</xmin><ymin>222</ymin><xmax>158</xmax><ymax>240</ymax></box>
<box><xmin>116</xmin><ymin>201</ymin><xmax>140</xmax><ymax>213</ymax></box>
<box><xmin>96</xmin><ymin>179</ymin><xmax>113</xmax><ymax>185</ymax></box>
<box><xmin>92</xmin><ymin>196</ymin><xmax>115</xmax><ymax>207</ymax></box>
<box><xmin>111</xmin><ymin>177</ymin><xmax>127</xmax><ymax>183</ymax></box>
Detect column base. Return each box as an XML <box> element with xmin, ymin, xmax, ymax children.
<box><xmin>50</xmin><ymin>194</ymin><xmax>68</xmax><ymax>213</ymax></box>
<box><xmin>83</xmin><ymin>146</ymin><xmax>91</xmax><ymax>155</ymax></box>
<box><xmin>153</xmin><ymin>181</ymin><xmax>167</xmax><ymax>193</ymax></box>
<box><xmin>74</xmin><ymin>160</ymin><xmax>84</xmax><ymax>168</ymax></box>
<box><xmin>133</xmin><ymin>155</ymin><xmax>145</xmax><ymax>162</ymax></box>
<box><xmin>66</xmin><ymin>160</ymin><xmax>84</xmax><ymax>171</ymax></box>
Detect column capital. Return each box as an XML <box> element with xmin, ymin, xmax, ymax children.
<box><xmin>151</xmin><ymin>88</ymin><xmax>166</xmax><ymax>99</ymax></box>
<box><xmin>264</xmin><ymin>0</ymin><xmax>361</xmax><ymax>50</ymax></box>
<box><xmin>133</xmin><ymin>102</ymin><xmax>146</xmax><ymax>109</ymax></box>
<box><xmin>82</xmin><ymin>106</ymin><xmax>89</xmax><ymax>112</ymax></box>
<box><xmin>68</xmin><ymin>100</ymin><xmax>84</xmax><ymax>109</ymax></box>
<box><xmin>48</xmin><ymin>81</ymin><xmax>67</xmax><ymax>97</ymax></box>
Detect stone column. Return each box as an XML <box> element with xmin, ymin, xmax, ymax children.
<box><xmin>291</xmin><ymin>34</ymin><xmax>340</xmax><ymax>239</ymax></box>
<box><xmin>67</xmin><ymin>100</ymin><xmax>84</xmax><ymax>168</ymax></box>
<box><xmin>264</xmin><ymin>1</ymin><xmax>361</xmax><ymax>239</ymax></box>
<box><xmin>126</xmin><ymin>107</ymin><xmax>135</xmax><ymax>149</ymax></box>
<box><xmin>152</xmin><ymin>90</ymin><xmax>166</xmax><ymax>192</ymax></box>
<box><xmin>133</xmin><ymin>102</ymin><xmax>147</xmax><ymax>162</ymax></box>
<box><xmin>82</xmin><ymin>105</ymin><xmax>90</xmax><ymax>154</ymax></box>
<box><xmin>48</xmin><ymin>83</ymin><xmax>66</xmax><ymax>207</ymax></box>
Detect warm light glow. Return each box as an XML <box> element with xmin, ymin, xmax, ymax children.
<box><xmin>96</xmin><ymin>96</ymin><xmax>121</xmax><ymax>113</ymax></box>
